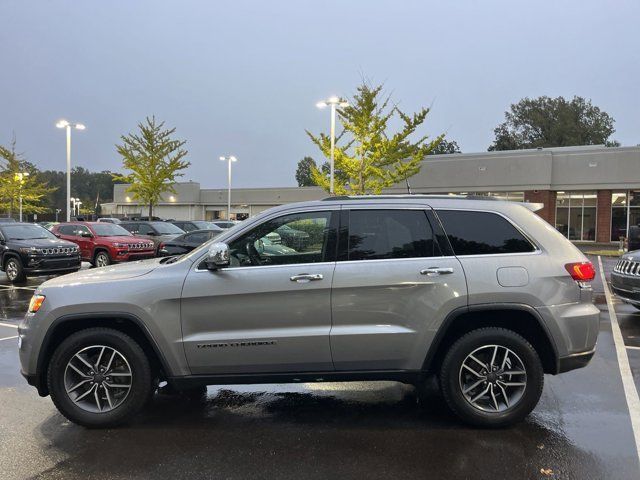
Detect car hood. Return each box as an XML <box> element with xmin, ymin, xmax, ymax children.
<box><xmin>40</xmin><ymin>258</ymin><xmax>162</xmax><ymax>287</ymax></box>
<box><xmin>11</xmin><ymin>238</ymin><xmax>77</xmax><ymax>249</ymax></box>
<box><xmin>99</xmin><ymin>235</ymin><xmax>151</xmax><ymax>244</ymax></box>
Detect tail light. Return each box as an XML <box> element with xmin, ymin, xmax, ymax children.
<box><xmin>565</xmin><ymin>262</ymin><xmax>596</xmax><ymax>282</ymax></box>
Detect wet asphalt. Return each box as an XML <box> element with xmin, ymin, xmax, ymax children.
<box><xmin>0</xmin><ymin>258</ymin><xmax>639</xmax><ymax>479</ymax></box>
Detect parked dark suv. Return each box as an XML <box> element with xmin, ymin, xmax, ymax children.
<box><xmin>171</xmin><ymin>220</ymin><xmax>224</xmax><ymax>233</ymax></box>
<box><xmin>0</xmin><ymin>223</ymin><xmax>80</xmax><ymax>283</ymax></box>
<box><xmin>52</xmin><ymin>222</ymin><xmax>155</xmax><ymax>267</ymax></box>
<box><xmin>119</xmin><ymin>221</ymin><xmax>185</xmax><ymax>253</ymax></box>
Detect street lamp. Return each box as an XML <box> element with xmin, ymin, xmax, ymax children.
<box><xmin>56</xmin><ymin>120</ymin><xmax>85</xmax><ymax>221</ymax></box>
<box><xmin>316</xmin><ymin>96</ymin><xmax>349</xmax><ymax>194</ymax></box>
<box><xmin>219</xmin><ymin>155</ymin><xmax>237</xmax><ymax>220</ymax></box>
<box><xmin>75</xmin><ymin>198</ymin><xmax>82</xmax><ymax>217</ymax></box>
<box><xmin>14</xmin><ymin>172</ymin><xmax>29</xmax><ymax>222</ymax></box>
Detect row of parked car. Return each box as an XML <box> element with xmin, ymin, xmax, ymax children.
<box><xmin>0</xmin><ymin>218</ymin><xmax>238</xmax><ymax>283</ymax></box>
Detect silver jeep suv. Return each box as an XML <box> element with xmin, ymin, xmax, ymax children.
<box><xmin>18</xmin><ymin>196</ymin><xmax>599</xmax><ymax>428</ymax></box>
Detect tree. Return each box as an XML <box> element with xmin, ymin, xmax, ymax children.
<box><xmin>113</xmin><ymin>116</ymin><xmax>189</xmax><ymax>218</ymax></box>
<box><xmin>431</xmin><ymin>139</ymin><xmax>461</xmax><ymax>155</ymax></box>
<box><xmin>489</xmin><ymin>96</ymin><xmax>618</xmax><ymax>151</ymax></box>
<box><xmin>295</xmin><ymin>156</ymin><xmax>317</xmax><ymax>186</ymax></box>
<box><xmin>0</xmin><ymin>138</ymin><xmax>56</xmax><ymax>217</ymax></box>
<box><xmin>306</xmin><ymin>83</ymin><xmax>444</xmax><ymax>195</ymax></box>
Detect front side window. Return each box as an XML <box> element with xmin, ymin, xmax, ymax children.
<box><xmin>346</xmin><ymin>209</ymin><xmax>441</xmax><ymax>261</ymax></box>
<box><xmin>227</xmin><ymin>211</ymin><xmax>336</xmax><ymax>267</ymax></box>
<box><xmin>436</xmin><ymin>210</ymin><xmax>535</xmax><ymax>255</ymax></box>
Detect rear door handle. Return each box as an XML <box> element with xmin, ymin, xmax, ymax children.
<box><xmin>420</xmin><ymin>267</ymin><xmax>454</xmax><ymax>276</ymax></box>
<box><xmin>290</xmin><ymin>273</ymin><xmax>323</xmax><ymax>283</ymax></box>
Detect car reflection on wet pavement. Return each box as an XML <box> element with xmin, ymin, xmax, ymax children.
<box><xmin>0</xmin><ymin>257</ymin><xmax>639</xmax><ymax>479</ymax></box>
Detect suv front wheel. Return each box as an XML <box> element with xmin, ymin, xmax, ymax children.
<box><xmin>94</xmin><ymin>250</ymin><xmax>111</xmax><ymax>268</ymax></box>
<box><xmin>5</xmin><ymin>257</ymin><xmax>26</xmax><ymax>283</ymax></box>
<box><xmin>47</xmin><ymin>328</ymin><xmax>152</xmax><ymax>428</ymax></box>
<box><xmin>440</xmin><ymin>327</ymin><xmax>544</xmax><ymax>428</ymax></box>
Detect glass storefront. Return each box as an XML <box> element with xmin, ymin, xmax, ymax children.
<box><xmin>611</xmin><ymin>191</ymin><xmax>640</xmax><ymax>241</ymax></box>
<box><xmin>555</xmin><ymin>191</ymin><xmax>597</xmax><ymax>241</ymax></box>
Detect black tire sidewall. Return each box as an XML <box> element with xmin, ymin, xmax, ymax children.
<box><xmin>47</xmin><ymin>328</ymin><xmax>151</xmax><ymax>428</ymax></box>
<box><xmin>440</xmin><ymin>328</ymin><xmax>544</xmax><ymax>428</ymax></box>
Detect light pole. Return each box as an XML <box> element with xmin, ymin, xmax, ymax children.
<box><xmin>75</xmin><ymin>199</ymin><xmax>82</xmax><ymax>217</ymax></box>
<box><xmin>70</xmin><ymin>197</ymin><xmax>77</xmax><ymax>219</ymax></box>
<box><xmin>56</xmin><ymin>120</ymin><xmax>85</xmax><ymax>221</ymax></box>
<box><xmin>316</xmin><ymin>96</ymin><xmax>349</xmax><ymax>194</ymax></box>
<box><xmin>55</xmin><ymin>209</ymin><xmax>62</xmax><ymax>222</ymax></box>
<box><xmin>14</xmin><ymin>172</ymin><xmax>29</xmax><ymax>222</ymax></box>
<box><xmin>219</xmin><ymin>155</ymin><xmax>237</xmax><ymax>220</ymax></box>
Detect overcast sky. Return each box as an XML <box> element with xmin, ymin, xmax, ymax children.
<box><xmin>1</xmin><ymin>0</ymin><xmax>639</xmax><ymax>189</ymax></box>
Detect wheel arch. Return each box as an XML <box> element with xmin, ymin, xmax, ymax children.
<box><xmin>2</xmin><ymin>251</ymin><xmax>21</xmax><ymax>270</ymax></box>
<box><xmin>423</xmin><ymin>304</ymin><xmax>559</xmax><ymax>375</ymax></box>
<box><xmin>35</xmin><ymin>312</ymin><xmax>171</xmax><ymax>396</ymax></box>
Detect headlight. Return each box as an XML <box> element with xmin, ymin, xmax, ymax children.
<box><xmin>28</xmin><ymin>294</ymin><xmax>46</xmax><ymax>313</ymax></box>
<box><xmin>19</xmin><ymin>247</ymin><xmax>38</xmax><ymax>254</ymax></box>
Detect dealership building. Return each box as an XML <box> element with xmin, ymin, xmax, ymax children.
<box><xmin>102</xmin><ymin>144</ymin><xmax>640</xmax><ymax>244</ymax></box>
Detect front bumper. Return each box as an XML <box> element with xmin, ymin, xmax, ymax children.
<box><xmin>113</xmin><ymin>250</ymin><xmax>156</xmax><ymax>262</ymax></box>
<box><xmin>23</xmin><ymin>255</ymin><xmax>81</xmax><ymax>274</ymax></box>
<box><xmin>611</xmin><ymin>272</ymin><xmax>640</xmax><ymax>306</ymax></box>
<box><xmin>557</xmin><ymin>347</ymin><xmax>596</xmax><ymax>373</ymax></box>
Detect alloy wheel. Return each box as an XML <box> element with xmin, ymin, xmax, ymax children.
<box><xmin>6</xmin><ymin>260</ymin><xmax>18</xmax><ymax>280</ymax></box>
<box><xmin>64</xmin><ymin>345</ymin><xmax>132</xmax><ymax>413</ymax></box>
<box><xmin>458</xmin><ymin>344</ymin><xmax>527</xmax><ymax>413</ymax></box>
<box><xmin>95</xmin><ymin>253</ymin><xmax>109</xmax><ymax>267</ymax></box>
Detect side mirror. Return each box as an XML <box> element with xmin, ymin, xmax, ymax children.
<box><xmin>81</xmin><ymin>231</ymin><xmax>93</xmax><ymax>238</ymax></box>
<box><xmin>205</xmin><ymin>242</ymin><xmax>230</xmax><ymax>270</ymax></box>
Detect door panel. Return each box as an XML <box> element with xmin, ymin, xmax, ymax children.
<box><xmin>181</xmin><ymin>263</ymin><xmax>335</xmax><ymax>374</ymax></box>
<box><xmin>180</xmin><ymin>209</ymin><xmax>338</xmax><ymax>375</ymax></box>
<box><xmin>330</xmin><ymin>207</ymin><xmax>468</xmax><ymax>371</ymax></box>
<box><xmin>331</xmin><ymin>257</ymin><xmax>466</xmax><ymax>371</ymax></box>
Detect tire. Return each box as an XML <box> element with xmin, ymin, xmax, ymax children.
<box><xmin>47</xmin><ymin>327</ymin><xmax>152</xmax><ymax>428</ymax></box>
<box><xmin>439</xmin><ymin>327</ymin><xmax>544</xmax><ymax>428</ymax></box>
<box><xmin>5</xmin><ymin>257</ymin><xmax>26</xmax><ymax>283</ymax></box>
<box><xmin>94</xmin><ymin>250</ymin><xmax>111</xmax><ymax>268</ymax></box>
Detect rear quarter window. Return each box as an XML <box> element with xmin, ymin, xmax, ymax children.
<box><xmin>436</xmin><ymin>210</ymin><xmax>535</xmax><ymax>255</ymax></box>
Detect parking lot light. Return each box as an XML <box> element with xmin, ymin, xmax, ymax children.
<box><xmin>219</xmin><ymin>155</ymin><xmax>237</xmax><ymax>220</ymax></box>
<box><xmin>15</xmin><ymin>172</ymin><xmax>29</xmax><ymax>222</ymax></box>
<box><xmin>56</xmin><ymin>120</ymin><xmax>85</xmax><ymax>222</ymax></box>
<box><xmin>316</xmin><ymin>96</ymin><xmax>349</xmax><ymax>194</ymax></box>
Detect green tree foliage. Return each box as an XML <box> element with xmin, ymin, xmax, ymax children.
<box><xmin>295</xmin><ymin>156</ymin><xmax>317</xmax><ymax>186</ymax></box>
<box><xmin>306</xmin><ymin>83</ymin><xmax>444</xmax><ymax>195</ymax></box>
<box><xmin>113</xmin><ymin>116</ymin><xmax>189</xmax><ymax>217</ymax></box>
<box><xmin>431</xmin><ymin>139</ymin><xmax>461</xmax><ymax>155</ymax></box>
<box><xmin>38</xmin><ymin>167</ymin><xmax>125</xmax><ymax>216</ymax></box>
<box><xmin>489</xmin><ymin>96</ymin><xmax>618</xmax><ymax>151</ymax></box>
<box><xmin>0</xmin><ymin>138</ymin><xmax>56</xmax><ymax>216</ymax></box>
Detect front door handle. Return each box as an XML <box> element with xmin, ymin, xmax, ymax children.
<box><xmin>420</xmin><ymin>267</ymin><xmax>454</xmax><ymax>276</ymax></box>
<box><xmin>290</xmin><ymin>273</ymin><xmax>323</xmax><ymax>283</ymax></box>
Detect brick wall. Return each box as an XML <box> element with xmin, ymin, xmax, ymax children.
<box><xmin>596</xmin><ymin>190</ymin><xmax>612</xmax><ymax>243</ymax></box>
<box><xmin>524</xmin><ymin>190</ymin><xmax>556</xmax><ymax>225</ymax></box>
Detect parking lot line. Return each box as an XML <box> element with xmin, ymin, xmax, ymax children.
<box><xmin>0</xmin><ymin>285</ymin><xmax>36</xmax><ymax>291</ymax></box>
<box><xmin>0</xmin><ymin>335</ymin><xmax>18</xmax><ymax>342</ymax></box>
<box><xmin>0</xmin><ymin>321</ymin><xmax>18</xmax><ymax>329</ymax></box>
<box><xmin>599</xmin><ymin>255</ymin><xmax>640</xmax><ymax>464</ymax></box>
<box><xmin>628</xmin><ymin>346</ymin><xmax>640</xmax><ymax>351</ymax></box>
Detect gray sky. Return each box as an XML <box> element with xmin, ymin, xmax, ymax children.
<box><xmin>1</xmin><ymin>0</ymin><xmax>639</xmax><ymax>189</ymax></box>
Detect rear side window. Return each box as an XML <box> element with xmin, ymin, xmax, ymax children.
<box><xmin>436</xmin><ymin>210</ymin><xmax>535</xmax><ymax>255</ymax></box>
<box><xmin>346</xmin><ymin>210</ymin><xmax>441</xmax><ymax>261</ymax></box>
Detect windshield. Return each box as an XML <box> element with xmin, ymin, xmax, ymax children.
<box><xmin>193</xmin><ymin>221</ymin><xmax>222</xmax><ymax>230</ymax></box>
<box><xmin>92</xmin><ymin>224</ymin><xmax>132</xmax><ymax>237</ymax></box>
<box><xmin>1</xmin><ymin>224</ymin><xmax>57</xmax><ymax>240</ymax></box>
<box><xmin>151</xmin><ymin>222</ymin><xmax>184</xmax><ymax>234</ymax></box>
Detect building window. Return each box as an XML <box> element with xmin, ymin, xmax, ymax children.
<box><xmin>555</xmin><ymin>191</ymin><xmax>597</xmax><ymax>241</ymax></box>
<box><xmin>611</xmin><ymin>191</ymin><xmax>640</xmax><ymax>242</ymax></box>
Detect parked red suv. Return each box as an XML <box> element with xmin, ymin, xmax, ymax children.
<box><xmin>52</xmin><ymin>222</ymin><xmax>155</xmax><ymax>267</ymax></box>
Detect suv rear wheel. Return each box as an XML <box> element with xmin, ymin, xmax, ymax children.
<box><xmin>439</xmin><ymin>327</ymin><xmax>544</xmax><ymax>428</ymax></box>
<box><xmin>47</xmin><ymin>328</ymin><xmax>152</xmax><ymax>428</ymax></box>
<box><xmin>5</xmin><ymin>257</ymin><xmax>26</xmax><ymax>283</ymax></box>
<box><xmin>94</xmin><ymin>250</ymin><xmax>111</xmax><ymax>268</ymax></box>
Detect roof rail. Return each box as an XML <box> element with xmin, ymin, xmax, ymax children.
<box><xmin>320</xmin><ymin>194</ymin><xmax>500</xmax><ymax>201</ymax></box>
